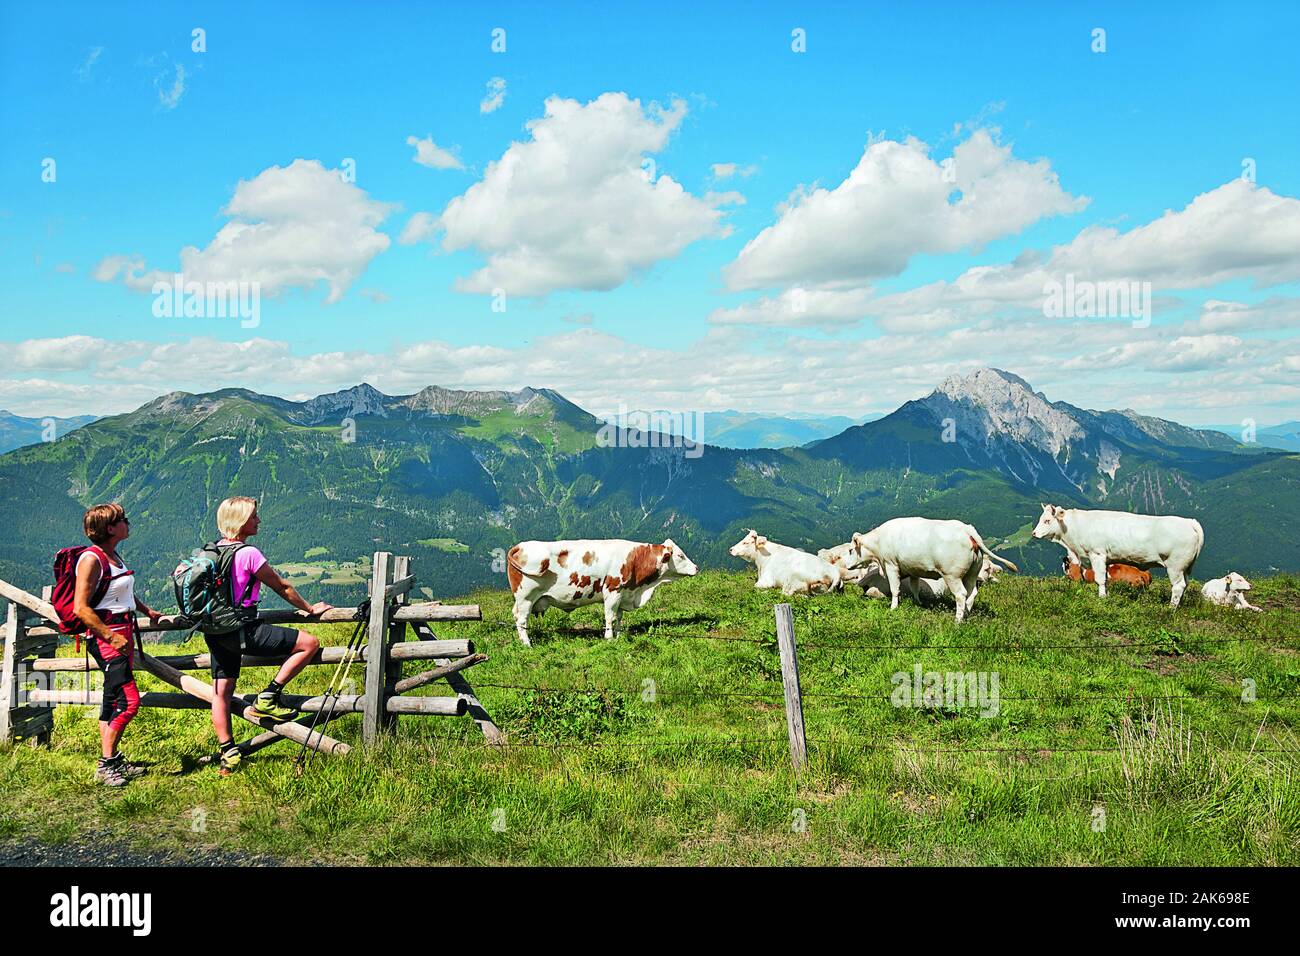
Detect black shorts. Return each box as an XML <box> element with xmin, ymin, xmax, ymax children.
<box><xmin>204</xmin><ymin>620</ymin><xmax>299</xmax><ymax>681</ymax></box>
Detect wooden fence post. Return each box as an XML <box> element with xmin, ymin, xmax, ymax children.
<box><xmin>1</xmin><ymin>599</ymin><xmax>55</xmax><ymax>747</ymax></box>
<box><xmin>0</xmin><ymin>602</ymin><xmax>18</xmax><ymax>743</ymax></box>
<box><xmin>773</xmin><ymin>603</ymin><xmax>807</xmax><ymax>772</ymax></box>
<box><xmin>385</xmin><ymin>555</ymin><xmax>411</xmax><ymax>738</ymax></box>
<box><xmin>362</xmin><ymin>551</ymin><xmax>394</xmax><ymax>744</ymax></box>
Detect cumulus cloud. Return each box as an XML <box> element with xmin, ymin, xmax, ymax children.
<box><xmin>866</xmin><ymin>180</ymin><xmax>1300</xmax><ymax>320</ymax></box>
<box><xmin>406</xmin><ymin>134</ymin><xmax>464</xmax><ymax>170</ymax></box>
<box><xmin>94</xmin><ymin>159</ymin><xmax>394</xmax><ymax>304</ymax></box>
<box><xmin>480</xmin><ymin>77</ymin><xmax>506</xmax><ymax>114</ymax></box>
<box><xmin>724</xmin><ymin>129</ymin><xmax>1086</xmax><ymax>291</ymax></box>
<box><xmin>411</xmin><ymin>92</ymin><xmax>737</xmax><ymax>296</ymax></box>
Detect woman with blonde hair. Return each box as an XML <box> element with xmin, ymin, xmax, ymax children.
<box><xmin>73</xmin><ymin>503</ymin><xmax>164</xmax><ymax>787</ymax></box>
<box><xmin>204</xmin><ymin>496</ymin><xmax>331</xmax><ymax>774</ymax></box>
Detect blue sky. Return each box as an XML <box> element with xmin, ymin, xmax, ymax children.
<box><xmin>3</xmin><ymin>0</ymin><xmax>1299</xmax><ymax>425</ymax></box>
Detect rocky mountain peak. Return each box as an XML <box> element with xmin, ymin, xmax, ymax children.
<box><xmin>928</xmin><ymin>367</ymin><xmax>1084</xmax><ymax>456</ymax></box>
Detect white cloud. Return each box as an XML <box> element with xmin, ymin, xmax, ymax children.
<box><xmin>94</xmin><ymin>159</ymin><xmax>394</xmax><ymax>304</ymax></box>
<box><xmin>480</xmin><ymin>77</ymin><xmax>506</xmax><ymax>114</ymax></box>
<box><xmin>406</xmin><ymin>134</ymin><xmax>464</xmax><ymax>170</ymax></box>
<box><xmin>867</xmin><ymin>180</ymin><xmax>1300</xmax><ymax>319</ymax></box>
<box><xmin>76</xmin><ymin>47</ymin><xmax>103</xmax><ymax>82</ymax></box>
<box><xmin>398</xmin><ymin>211</ymin><xmax>439</xmax><ymax>245</ymax></box>
<box><xmin>724</xmin><ymin>129</ymin><xmax>1086</xmax><ymax>291</ymax></box>
<box><xmin>9</xmin><ymin>314</ymin><xmax>1299</xmax><ymax>425</ymax></box>
<box><xmin>711</xmin><ymin>162</ymin><xmax>757</xmax><ymax>180</ymax></box>
<box><xmin>709</xmin><ymin>287</ymin><xmax>872</xmax><ymax>331</ymax></box>
<box><xmin>413</xmin><ymin>92</ymin><xmax>737</xmax><ymax>296</ymax></box>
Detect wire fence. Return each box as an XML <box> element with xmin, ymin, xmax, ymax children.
<box><xmin>445</xmin><ymin>611</ymin><xmax>1300</xmax><ymax>765</ymax></box>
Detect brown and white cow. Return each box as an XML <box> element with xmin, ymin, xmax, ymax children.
<box><xmin>1062</xmin><ymin>556</ymin><xmax>1153</xmax><ymax>587</ymax></box>
<box><xmin>506</xmin><ymin>539</ymin><xmax>698</xmax><ymax>645</ymax></box>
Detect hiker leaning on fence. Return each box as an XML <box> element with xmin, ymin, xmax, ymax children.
<box><xmin>72</xmin><ymin>503</ymin><xmax>164</xmax><ymax>787</ymax></box>
<box><xmin>204</xmin><ymin>496</ymin><xmax>332</xmax><ymax>775</ymax></box>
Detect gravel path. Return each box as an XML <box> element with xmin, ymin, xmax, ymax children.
<box><xmin>0</xmin><ymin>837</ymin><xmax>282</xmax><ymax>867</ymax></box>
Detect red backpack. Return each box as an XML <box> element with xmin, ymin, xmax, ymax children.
<box><xmin>51</xmin><ymin>545</ymin><xmax>133</xmax><ymax>650</ymax></box>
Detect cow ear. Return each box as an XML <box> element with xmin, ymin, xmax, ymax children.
<box><xmin>1054</xmin><ymin>506</ymin><xmax>1066</xmax><ymax>518</ymax></box>
<box><xmin>755</xmin><ymin>535</ymin><xmax>768</xmax><ymax>548</ymax></box>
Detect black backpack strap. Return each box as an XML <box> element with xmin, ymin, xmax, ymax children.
<box><xmin>213</xmin><ymin>541</ymin><xmax>253</xmax><ymax>607</ymax></box>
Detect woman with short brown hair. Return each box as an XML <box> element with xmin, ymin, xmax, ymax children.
<box><xmin>74</xmin><ymin>503</ymin><xmax>163</xmax><ymax>787</ymax></box>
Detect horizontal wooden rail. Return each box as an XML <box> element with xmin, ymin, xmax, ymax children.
<box><xmin>393</xmin><ymin>653</ymin><xmax>487</xmax><ymax>694</ymax></box>
<box><xmin>30</xmin><ymin>688</ymin><xmax>468</xmax><ymax>717</ymax></box>
<box><xmin>30</xmin><ymin>638</ymin><xmax>474</xmax><ymax>672</ymax></box>
<box><xmin>22</xmin><ymin>601</ymin><xmax>481</xmax><ymax>639</ymax></box>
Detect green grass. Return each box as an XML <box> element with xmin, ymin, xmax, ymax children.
<box><xmin>416</xmin><ymin>538</ymin><xmax>470</xmax><ymax>553</ymax></box>
<box><xmin>3</xmin><ymin>571</ymin><xmax>1298</xmax><ymax>865</ymax></box>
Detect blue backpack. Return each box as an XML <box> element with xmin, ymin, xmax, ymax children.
<box><xmin>172</xmin><ymin>541</ymin><xmax>257</xmax><ymax>635</ymax></box>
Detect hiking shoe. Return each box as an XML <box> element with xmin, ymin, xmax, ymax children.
<box><xmin>250</xmin><ymin>691</ymin><xmax>299</xmax><ymax>721</ymax></box>
<box><xmin>218</xmin><ymin>747</ymin><xmax>242</xmax><ymax>776</ymax></box>
<box><xmin>95</xmin><ymin>761</ymin><xmax>129</xmax><ymax>788</ymax></box>
<box><xmin>112</xmin><ymin>755</ymin><xmax>147</xmax><ymax>779</ymax></box>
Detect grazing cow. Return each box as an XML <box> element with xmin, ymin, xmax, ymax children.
<box><xmin>818</xmin><ymin>543</ymin><xmax>890</xmax><ymax>598</ymax></box>
<box><xmin>849</xmin><ymin>517</ymin><xmax>1020</xmax><ymax>623</ymax></box>
<box><xmin>1034</xmin><ymin>504</ymin><xmax>1203</xmax><ymax>607</ymax></box>
<box><xmin>1201</xmin><ymin>572</ymin><xmax>1262</xmax><ymax>611</ymax></box>
<box><xmin>821</xmin><ymin>541</ymin><xmax>999</xmax><ymax>601</ymax></box>
<box><xmin>507</xmin><ymin>538</ymin><xmax>698</xmax><ymax>645</ymax></box>
<box><xmin>731</xmin><ymin>531</ymin><xmax>844</xmax><ymax>596</ymax></box>
<box><xmin>1061</xmin><ymin>557</ymin><xmax>1152</xmax><ymax>587</ymax></box>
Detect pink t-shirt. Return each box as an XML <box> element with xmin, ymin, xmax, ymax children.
<box><xmin>220</xmin><ymin>542</ymin><xmax>266</xmax><ymax>607</ymax></box>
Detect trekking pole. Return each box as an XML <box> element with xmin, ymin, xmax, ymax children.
<box><xmin>294</xmin><ymin>598</ymin><xmax>370</xmax><ymax>774</ymax></box>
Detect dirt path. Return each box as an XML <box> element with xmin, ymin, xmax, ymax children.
<box><xmin>0</xmin><ymin>837</ymin><xmax>282</xmax><ymax>867</ymax></box>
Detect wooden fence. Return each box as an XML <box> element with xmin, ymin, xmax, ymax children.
<box><xmin>0</xmin><ymin>551</ymin><xmax>500</xmax><ymax>758</ymax></box>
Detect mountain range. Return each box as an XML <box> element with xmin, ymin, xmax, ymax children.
<box><xmin>0</xmin><ymin>410</ymin><xmax>98</xmax><ymax>455</ymax></box>
<box><xmin>0</xmin><ymin>369</ymin><xmax>1295</xmax><ymax>606</ymax></box>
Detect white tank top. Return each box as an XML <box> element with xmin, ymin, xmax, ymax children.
<box><xmin>80</xmin><ymin>550</ymin><xmax>135</xmax><ymax>614</ymax></box>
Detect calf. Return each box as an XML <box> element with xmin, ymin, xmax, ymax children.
<box><xmin>1034</xmin><ymin>504</ymin><xmax>1203</xmax><ymax>607</ymax></box>
<box><xmin>732</xmin><ymin>530</ymin><xmax>843</xmax><ymax>596</ymax></box>
<box><xmin>1201</xmin><ymin>572</ymin><xmax>1262</xmax><ymax>611</ymax></box>
<box><xmin>507</xmin><ymin>538</ymin><xmax>698</xmax><ymax>645</ymax></box>
<box><xmin>1061</xmin><ymin>557</ymin><xmax>1152</xmax><ymax>587</ymax></box>
<box><xmin>850</xmin><ymin>517</ymin><xmax>1019</xmax><ymax>623</ymax></box>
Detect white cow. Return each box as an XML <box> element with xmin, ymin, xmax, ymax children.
<box><xmin>1201</xmin><ymin>572</ymin><xmax>1262</xmax><ymax>611</ymax></box>
<box><xmin>731</xmin><ymin>531</ymin><xmax>843</xmax><ymax>596</ymax></box>
<box><xmin>850</xmin><ymin>517</ymin><xmax>1020</xmax><ymax>622</ymax></box>
<box><xmin>819</xmin><ymin>542</ymin><xmax>999</xmax><ymax>601</ymax></box>
<box><xmin>507</xmin><ymin>538</ymin><xmax>698</xmax><ymax>645</ymax></box>
<box><xmin>1031</xmin><ymin>504</ymin><xmax>1204</xmax><ymax>607</ymax></box>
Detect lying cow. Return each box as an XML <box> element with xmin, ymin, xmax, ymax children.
<box><xmin>732</xmin><ymin>531</ymin><xmax>843</xmax><ymax>596</ymax></box>
<box><xmin>1061</xmin><ymin>556</ymin><xmax>1153</xmax><ymax>587</ymax></box>
<box><xmin>1034</xmin><ymin>504</ymin><xmax>1203</xmax><ymax>607</ymax></box>
<box><xmin>506</xmin><ymin>538</ymin><xmax>698</xmax><ymax>645</ymax></box>
<box><xmin>850</xmin><ymin>517</ymin><xmax>1020</xmax><ymax>623</ymax></box>
<box><xmin>1201</xmin><ymin>572</ymin><xmax>1262</xmax><ymax>611</ymax></box>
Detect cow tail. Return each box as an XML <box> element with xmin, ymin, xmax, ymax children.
<box><xmin>975</xmin><ymin>536</ymin><xmax>1020</xmax><ymax>573</ymax></box>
